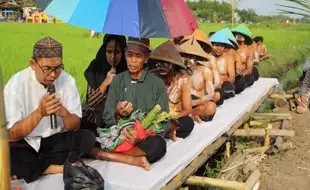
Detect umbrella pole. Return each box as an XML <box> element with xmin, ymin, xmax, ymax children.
<box><xmin>0</xmin><ymin>69</ymin><xmax>10</xmax><ymax>190</ymax></box>
<box><xmin>231</xmin><ymin>0</ymin><xmax>236</xmax><ymax>27</ymax></box>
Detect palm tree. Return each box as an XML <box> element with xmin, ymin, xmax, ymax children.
<box><xmin>277</xmin><ymin>0</ymin><xmax>310</xmax><ymax>18</ymax></box>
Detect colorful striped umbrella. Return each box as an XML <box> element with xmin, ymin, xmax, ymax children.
<box><xmin>35</xmin><ymin>0</ymin><xmax>198</xmax><ymax>38</ymax></box>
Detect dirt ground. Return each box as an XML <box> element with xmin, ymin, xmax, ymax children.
<box><xmin>260</xmin><ymin>107</ymin><xmax>310</xmax><ymax>190</ymax></box>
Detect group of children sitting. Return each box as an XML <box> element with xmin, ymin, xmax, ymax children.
<box><xmin>6</xmin><ymin>24</ymin><xmax>270</xmax><ymax>186</ymax></box>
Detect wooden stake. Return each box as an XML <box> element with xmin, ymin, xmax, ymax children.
<box><xmin>264</xmin><ymin>124</ymin><xmax>272</xmax><ymax>146</ymax></box>
<box><xmin>245</xmin><ymin>170</ymin><xmax>261</xmax><ymax>190</ymax></box>
<box><xmin>251</xmin><ymin>113</ymin><xmax>292</xmax><ymax>120</ymax></box>
<box><xmin>0</xmin><ymin>70</ymin><xmax>10</xmax><ymax>190</ymax></box>
<box><xmin>185</xmin><ymin>176</ymin><xmax>247</xmax><ymax>190</ymax></box>
<box><xmin>243</xmin><ymin>123</ymin><xmax>249</xmax><ymax>129</ymax></box>
<box><xmin>225</xmin><ymin>142</ymin><xmax>231</xmax><ymax>160</ymax></box>
<box><xmin>234</xmin><ymin>129</ymin><xmax>295</xmax><ymax>137</ymax></box>
<box><xmin>270</xmin><ymin>94</ymin><xmax>293</xmax><ymax>99</ymax></box>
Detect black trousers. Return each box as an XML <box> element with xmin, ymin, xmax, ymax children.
<box><xmin>81</xmin><ymin>118</ymin><xmax>99</xmax><ymax>137</ymax></box>
<box><xmin>215</xmin><ymin>88</ymin><xmax>224</xmax><ymax>106</ymax></box>
<box><xmin>235</xmin><ymin>74</ymin><xmax>255</xmax><ymax>94</ymax></box>
<box><xmin>222</xmin><ymin>81</ymin><xmax>235</xmax><ymax>100</ymax></box>
<box><xmin>252</xmin><ymin>66</ymin><xmax>260</xmax><ymax>81</ymax></box>
<box><xmin>171</xmin><ymin>116</ymin><xmax>194</xmax><ymax>139</ymax></box>
<box><xmin>136</xmin><ymin>135</ymin><xmax>167</xmax><ymax>163</ymax></box>
<box><xmin>10</xmin><ymin>130</ymin><xmax>96</xmax><ymax>183</ymax></box>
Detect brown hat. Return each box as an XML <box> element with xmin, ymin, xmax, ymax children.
<box><xmin>33</xmin><ymin>36</ymin><xmax>62</xmax><ymax>58</ymax></box>
<box><xmin>149</xmin><ymin>41</ymin><xmax>186</xmax><ymax>69</ymax></box>
<box><xmin>181</xmin><ymin>29</ymin><xmax>213</xmax><ymax>53</ymax></box>
<box><xmin>178</xmin><ymin>38</ymin><xmax>209</xmax><ymax>60</ymax></box>
<box><xmin>127</xmin><ymin>37</ymin><xmax>151</xmax><ymax>51</ymax></box>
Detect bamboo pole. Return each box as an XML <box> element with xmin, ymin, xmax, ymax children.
<box><xmin>232</xmin><ymin>0</ymin><xmax>236</xmax><ymax>27</ymax></box>
<box><xmin>0</xmin><ymin>70</ymin><xmax>10</xmax><ymax>190</ymax></box>
<box><xmin>234</xmin><ymin>129</ymin><xmax>295</xmax><ymax>137</ymax></box>
<box><xmin>264</xmin><ymin>124</ymin><xmax>272</xmax><ymax>147</ymax></box>
<box><xmin>225</xmin><ymin>142</ymin><xmax>231</xmax><ymax>160</ymax></box>
<box><xmin>185</xmin><ymin>176</ymin><xmax>247</xmax><ymax>190</ymax></box>
<box><xmin>243</xmin><ymin>123</ymin><xmax>249</xmax><ymax>129</ymax></box>
<box><xmin>251</xmin><ymin>113</ymin><xmax>292</xmax><ymax>120</ymax></box>
<box><xmin>245</xmin><ymin>170</ymin><xmax>261</xmax><ymax>190</ymax></box>
<box><xmin>242</xmin><ymin>146</ymin><xmax>270</xmax><ymax>154</ymax></box>
<box><xmin>289</xmin><ymin>99</ymin><xmax>296</xmax><ymax>111</ymax></box>
<box><xmin>269</xmin><ymin>94</ymin><xmax>294</xmax><ymax>99</ymax></box>
<box><xmin>249</xmin><ymin>119</ymin><xmax>281</xmax><ymax>127</ymax></box>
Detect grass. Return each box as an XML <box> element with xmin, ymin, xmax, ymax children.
<box><xmin>1</xmin><ymin>22</ymin><xmax>310</xmax><ymax>100</ymax></box>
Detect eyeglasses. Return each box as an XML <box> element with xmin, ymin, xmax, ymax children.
<box><xmin>33</xmin><ymin>59</ymin><xmax>64</xmax><ymax>76</ymax></box>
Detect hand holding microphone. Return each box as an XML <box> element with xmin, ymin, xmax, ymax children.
<box><xmin>38</xmin><ymin>84</ymin><xmax>60</xmax><ymax>129</ymax></box>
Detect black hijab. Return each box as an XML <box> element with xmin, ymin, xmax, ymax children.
<box><xmin>84</xmin><ymin>34</ymin><xmax>128</xmax><ymax>90</ymax></box>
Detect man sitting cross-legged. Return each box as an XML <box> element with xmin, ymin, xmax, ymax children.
<box><xmin>148</xmin><ymin>40</ymin><xmax>194</xmax><ymax>141</ymax></box>
<box><xmin>91</xmin><ymin>37</ymin><xmax>169</xmax><ymax>170</ymax></box>
<box><xmin>4</xmin><ymin>37</ymin><xmax>96</xmax><ymax>184</ymax></box>
<box><xmin>178</xmin><ymin>38</ymin><xmax>217</xmax><ymax>123</ymax></box>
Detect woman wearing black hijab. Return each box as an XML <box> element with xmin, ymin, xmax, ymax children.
<box><xmin>82</xmin><ymin>34</ymin><xmax>127</xmax><ymax>135</ymax></box>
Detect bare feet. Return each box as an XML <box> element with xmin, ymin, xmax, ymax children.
<box><xmin>128</xmin><ymin>156</ymin><xmax>151</xmax><ymax>171</ymax></box>
<box><xmin>91</xmin><ymin>148</ymin><xmax>151</xmax><ymax>170</ymax></box>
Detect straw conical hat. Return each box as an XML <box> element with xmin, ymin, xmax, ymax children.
<box><xmin>210</xmin><ymin>30</ymin><xmax>235</xmax><ymax>48</ymax></box>
<box><xmin>178</xmin><ymin>38</ymin><xmax>209</xmax><ymax>60</ymax></box>
<box><xmin>149</xmin><ymin>41</ymin><xmax>186</xmax><ymax>69</ymax></box>
<box><xmin>181</xmin><ymin>29</ymin><xmax>213</xmax><ymax>53</ymax></box>
<box><xmin>219</xmin><ymin>27</ymin><xmax>239</xmax><ymax>49</ymax></box>
<box><xmin>231</xmin><ymin>24</ymin><xmax>253</xmax><ymax>45</ymax></box>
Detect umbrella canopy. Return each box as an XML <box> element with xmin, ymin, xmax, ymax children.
<box><xmin>149</xmin><ymin>40</ymin><xmax>186</xmax><ymax>69</ymax></box>
<box><xmin>35</xmin><ymin>0</ymin><xmax>198</xmax><ymax>38</ymax></box>
<box><xmin>210</xmin><ymin>30</ymin><xmax>235</xmax><ymax>48</ymax></box>
<box><xmin>181</xmin><ymin>28</ymin><xmax>213</xmax><ymax>53</ymax></box>
<box><xmin>231</xmin><ymin>24</ymin><xmax>253</xmax><ymax>45</ymax></box>
<box><xmin>219</xmin><ymin>27</ymin><xmax>238</xmax><ymax>49</ymax></box>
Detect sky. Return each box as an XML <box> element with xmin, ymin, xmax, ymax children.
<box><xmin>188</xmin><ymin>0</ymin><xmax>303</xmax><ymax>17</ymax></box>
<box><xmin>237</xmin><ymin>0</ymin><xmax>300</xmax><ymax>16</ymax></box>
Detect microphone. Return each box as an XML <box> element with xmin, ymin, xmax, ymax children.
<box><xmin>47</xmin><ymin>84</ymin><xmax>57</xmax><ymax>129</ymax></box>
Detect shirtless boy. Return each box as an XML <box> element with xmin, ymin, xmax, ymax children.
<box><xmin>254</xmin><ymin>36</ymin><xmax>270</xmax><ymax>61</ymax></box>
<box><xmin>232</xmin><ymin>24</ymin><xmax>259</xmax><ymax>93</ymax></box>
<box><xmin>182</xmin><ymin>29</ymin><xmax>224</xmax><ymax>106</ymax></box>
<box><xmin>178</xmin><ymin>38</ymin><xmax>217</xmax><ymax>122</ymax></box>
<box><xmin>210</xmin><ymin>30</ymin><xmax>236</xmax><ymax>99</ymax></box>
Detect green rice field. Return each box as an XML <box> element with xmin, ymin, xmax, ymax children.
<box><xmin>1</xmin><ymin>22</ymin><xmax>310</xmax><ymax>99</ymax></box>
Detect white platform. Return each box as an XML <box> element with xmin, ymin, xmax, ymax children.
<box><xmin>11</xmin><ymin>78</ymin><xmax>279</xmax><ymax>190</ymax></box>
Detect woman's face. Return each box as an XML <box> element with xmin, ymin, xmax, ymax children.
<box><xmin>106</xmin><ymin>40</ymin><xmax>123</xmax><ymax>67</ymax></box>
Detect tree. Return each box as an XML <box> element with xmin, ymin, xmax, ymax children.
<box><xmin>277</xmin><ymin>0</ymin><xmax>310</xmax><ymax>18</ymax></box>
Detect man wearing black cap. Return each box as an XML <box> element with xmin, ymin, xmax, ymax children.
<box><xmin>91</xmin><ymin>37</ymin><xmax>169</xmax><ymax>170</ymax></box>
<box><xmin>4</xmin><ymin>37</ymin><xmax>96</xmax><ymax>183</ymax></box>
